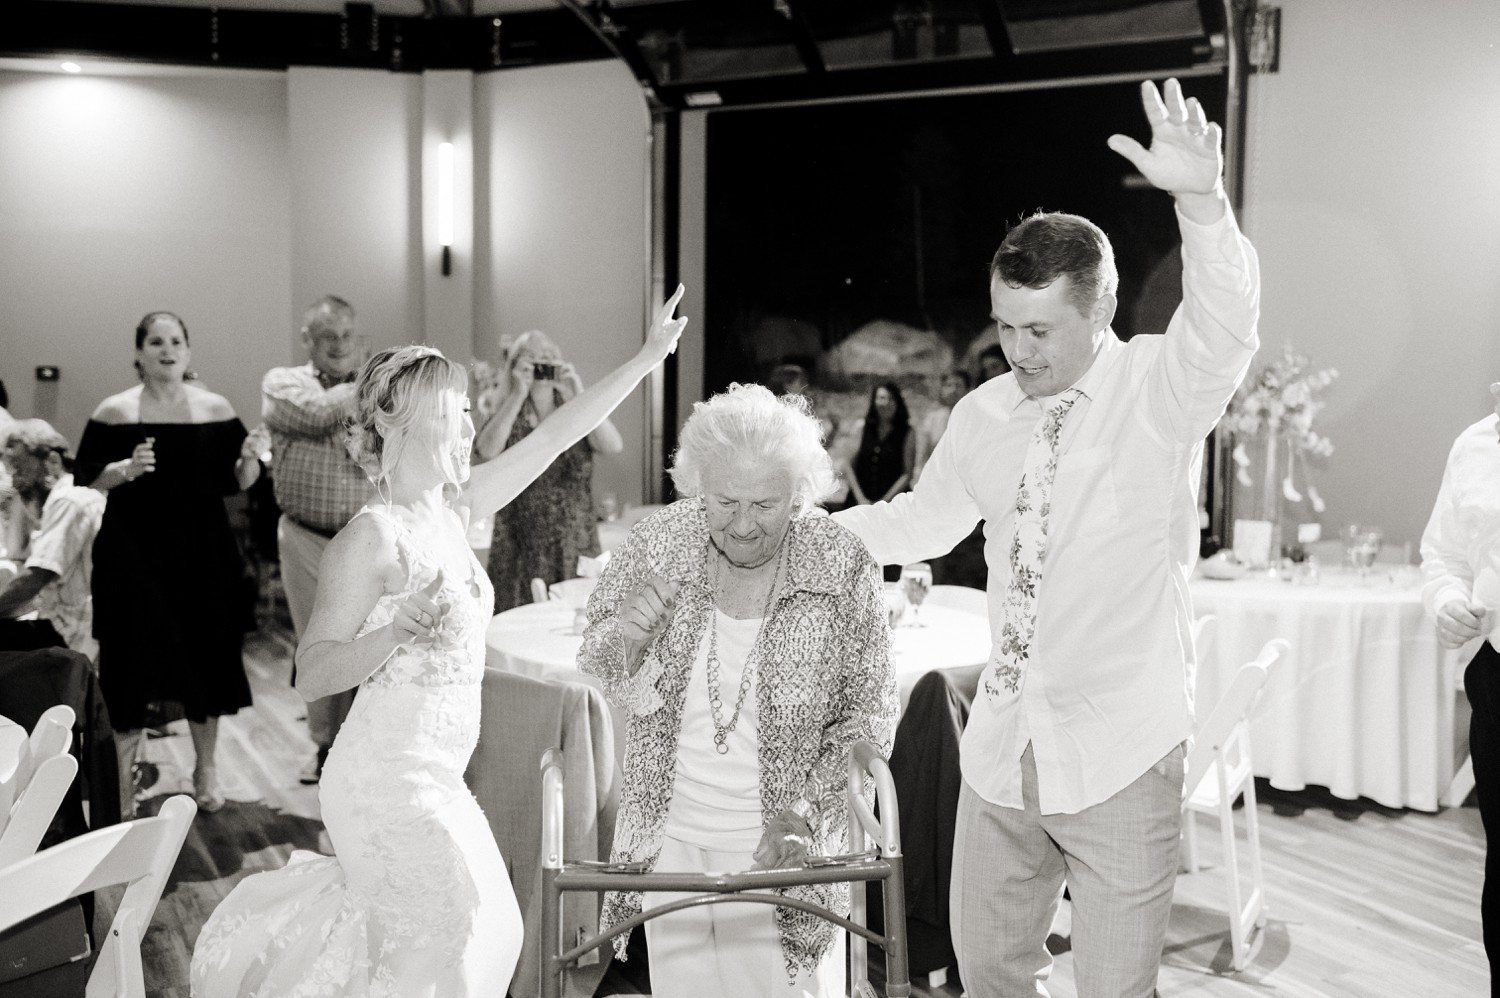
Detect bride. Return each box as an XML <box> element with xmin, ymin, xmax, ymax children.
<box><xmin>190</xmin><ymin>287</ymin><xmax>687</xmax><ymax>997</ymax></box>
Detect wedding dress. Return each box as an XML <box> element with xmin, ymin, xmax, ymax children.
<box><xmin>191</xmin><ymin>504</ymin><xmax>522</xmax><ymax>997</ymax></box>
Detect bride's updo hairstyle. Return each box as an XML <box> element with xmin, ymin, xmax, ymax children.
<box><xmin>346</xmin><ymin>345</ymin><xmax>469</xmax><ymax>488</ymax></box>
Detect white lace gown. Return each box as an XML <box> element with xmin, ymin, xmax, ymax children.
<box><xmin>191</xmin><ymin>505</ymin><xmax>523</xmax><ymax>997</ymax></box>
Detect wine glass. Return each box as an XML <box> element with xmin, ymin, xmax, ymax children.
<box><xmin>1349</xmin><ymin>527</ymin><xmax>1383</xmax><ymax>579</ymax></box>
<box><xmin>900</xmin><ymin>563</ymin><xmax>933</xmax><ymax>627</ymax></box>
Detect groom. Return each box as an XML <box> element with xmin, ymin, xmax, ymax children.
<box><xmin>834</xmin><ymin>78</ymin><xmax>1260</xmax><ymax>995</ymax></box>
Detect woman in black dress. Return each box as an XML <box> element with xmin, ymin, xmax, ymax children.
<box><xmin>845</xmin><ymin>381</ymin><xmax>915</xmax><ymax>507</ymax></box>
<box><xmin>75</xmin><ymin>312</ymin><xmax>268</xmax><ymax>815</ymax></box>
<box><xmin>473</xmin><ymin>330</ymin><xmax>623</xmax><ymax>612</ymax></box>
<box><xmin>840</xmin><ymin>382</ymin><xmax>915</xmax><ymax>582</ymax></box>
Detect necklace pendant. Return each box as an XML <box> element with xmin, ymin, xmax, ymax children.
<box><xmin>715</xmin><ymin>741</ymin><xmax>729</xmax><ymax>755</ymax></box>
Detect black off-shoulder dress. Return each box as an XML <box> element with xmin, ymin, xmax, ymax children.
<box><xmin>75</xmin><ymin>419</ymin><xmax>253</xmax><ymax>730</ymax></box>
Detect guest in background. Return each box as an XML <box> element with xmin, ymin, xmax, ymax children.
<box><xmin>580</xmin><ymin>384</ymin><xmax>897</xmax><ymax>998</ymax></box>
<box><xmin>844</xmin><ymin>382</ymin><xmax>915</xmax><ymax>509</ymax></box>
<box><xmin>0</xmin><ymin>399</ymin><xmax>30</xmax><ymax>562</ymax></box>
<box><xmin>262</xmin><ymin>294</ymin><xmax>370</xmax><ymax>784</ymax></box>
<box><xmin>769</xmin><ymin>361</ymin><xmax>838</xmax><ymax>444</ymax></box>
<box><xmin>915</xmin><ymin>369</ymin><xmax>972</xmax><ymax>483</ymax></box>
<box><xmin>977</xmin><ymin>343</ymin><xmax>1010</xmax><ymax>384</ymax></box>
<box><xmin>76</xmin><ymin>311</ymin><xmax>270</xmax><ymax>815</ymax></box>
<box><xmin>0</xmin><ymin>420</ymin><xmax>105</xmax><ymax>654</ymax></box>
<box><xmin>766</xmin><ymin>362</ymin><xmax>811</xmax><ymax>398</ymax></box>
<box><xmin>1420</xmin><ymin>381</ymin><xmax>1500</xmax><ymax>980</ymax></box>
<box><xmin>475</xmin><ymin>330</ymin><xmax>623</xmax><ymax>612</ymax></box>
<box><xmin>834</xmin><ymin>80</ymin><xmax>1259</xmax><ymax>995</ymax></box>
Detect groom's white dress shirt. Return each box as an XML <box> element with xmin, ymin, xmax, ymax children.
<box><xmin>835</xmin><ymin>207</ymin><xmax>1260</xmax><ymax>815</ymax></box>
<box><xmin>1421</xmin><ymin>413</ymin><xmax>1500</xmax><ymax>644</ymax></box>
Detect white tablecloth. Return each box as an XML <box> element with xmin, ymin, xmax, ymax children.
<box><xmin>0</xmin><ymin>714</ymin><xmax>25</xmax><ymax>783</ymax></box>
<box><xmin>484</xmin><ymin>601</ymin><xmax>991</xmax><ymax>710</ymax></box>
<box><xmin>1191</xmin><ymin>572</ymin><xmax>1463</xmax><ymax>811</ymax></box>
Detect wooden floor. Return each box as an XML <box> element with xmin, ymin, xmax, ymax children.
<box><xmin>114</xmin><ymin>613</ymin><xmax>1489</xmax><ymax>997</ymax></box>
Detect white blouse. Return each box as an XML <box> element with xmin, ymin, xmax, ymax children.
<box><xmin>663</xmin><ymin>611</ymin><xmax>765</xmax><ymax>852</ymax></box>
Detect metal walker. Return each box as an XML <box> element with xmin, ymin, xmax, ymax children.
<box><xmin>538</xmin><ymin>739</ymin><xmax>911</xmax><ymax>998</ymax></box>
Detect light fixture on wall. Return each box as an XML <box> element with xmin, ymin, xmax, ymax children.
<box><xmin>438</xmin><ymin>141</ymin><xmax>455</xmax><ymax>277</ymax></box>
<box><xmin>60</xmin><ymin>61</ymin><xmax>81</xmax><ymax>73</ymax></box>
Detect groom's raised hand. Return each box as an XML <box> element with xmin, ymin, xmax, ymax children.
<box><xmin>1107</xmin><ymin>77</ymin><xmax>1226</xmax><ymax>224</ymax></box>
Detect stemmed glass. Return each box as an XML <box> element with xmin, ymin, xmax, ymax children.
<box><xmin>1345</xmin><ymin>525</ymin><xmax>1383</xmax><ymax>579</ymax></box>
<box><xmin>900</xmin><ymin>563</ymin><xmax>933</xmax><ymax>627</ymax></box>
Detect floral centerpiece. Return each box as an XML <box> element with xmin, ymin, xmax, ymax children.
<box><xmin>1223</xmin><ymin>346</ymin><xmax>1337</xmax><ymax>559</ymax></box>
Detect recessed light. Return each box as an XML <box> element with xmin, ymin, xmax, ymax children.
<box><xmin>60</xmin><ymin>61</ymin><xmax>82</xmax><ymax>73</ymax></box>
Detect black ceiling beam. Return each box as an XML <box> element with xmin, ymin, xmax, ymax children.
<box><xmin>779</xmin><ymin>1</ymin><xmax>826</xmax><ymax>76</ymax></box>
<box><xmin>557</xmin><ymin>0</ymin><xmax>665</xmax><ymax>107</ymax></box>
<box><xmin>1</xmin><ymin>0</ymin><xmax>611</xmax><ymax>73</ymax></box>
<box><xmin>1</xmin><ymin>1</ymin><xmax>1228</xmax><ymax>109</ymax></box>
<box><xmin>973</xmin><ymin>0</ymin><xmax>1015</xmax><ymax>66</ymax></box>
<box><xmin>653</xmin><ymin>30</ymin><xmax>1224</xmax><ymax>110</ymax></box>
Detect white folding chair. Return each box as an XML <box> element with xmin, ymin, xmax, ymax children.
<box><xmin>1192</xmin><ymin>613</ymin><xmax>1216</xmax><ymax>661</ymax></box>
<box><xmin>0</xmin><ymin>794</ymin><xmax>196</xmax><ymax>998</ymax></box>
<box><xmin>924</xmin><ymin>584</ymin><xmax>988</xmax><ymax>617</ymax></box>
<box><xmin>0</xmin><ymin>705</ymin><xmax>76</xmax><ymax>842</ymax></box>
<box><xmin>1182</xmin><ymin>637</ymin><xmax>1287</xmax><ymax>972</ymax></box>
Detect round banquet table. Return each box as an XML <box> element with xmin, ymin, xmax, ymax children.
<box><xmin>1191</xmin><ymin>570</ymin><xmax>1464</xmax><ymax>812</ymax></box>
<box><xmin>485</xmin><ymin>600</ymin><xmax>991</xmax><ymax>711</ymax></box>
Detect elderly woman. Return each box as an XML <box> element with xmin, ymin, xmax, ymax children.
<box><xmin>579</xmin><ymin>383</ymin><xmax>898</xmax><ymax>998</ymax></box>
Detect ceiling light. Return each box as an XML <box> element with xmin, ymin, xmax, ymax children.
<box><xmin>60</xmin><ymin>61</ymin><xmax>82</xmax><ymax>74</ymax></box>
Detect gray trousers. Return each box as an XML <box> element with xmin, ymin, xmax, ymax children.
<box><xmin>951</xmin><ymin>743</ymin><xmax>1183</xmax><ymax>997</ymax></box>
<box><xmin>278</xmin><ymin>515</ymin><xmax>356</xmax><ymax>749</ymax></box>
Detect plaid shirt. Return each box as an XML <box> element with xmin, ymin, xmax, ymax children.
<box><xmin>262</xmin><ymin>363</ymin><xmax>370</xmax><ymax>533</ymax></box>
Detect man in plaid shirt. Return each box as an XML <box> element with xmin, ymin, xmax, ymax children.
<box><xmin>263</xmin><ymin>295</ymin><xmax>371</xmax><ymax>783</ymax></box>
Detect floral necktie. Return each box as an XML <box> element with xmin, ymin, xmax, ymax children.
<box><xmin>986</xmin><ymin>388</ymin><xmax>1084</xmax><ymax>702</ymax></box>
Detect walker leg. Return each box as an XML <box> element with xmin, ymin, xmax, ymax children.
<box><xmin>540</xmin><ymin>867</ymin><xmax>562</xmax><ymax>998</ymax></box>
<box><xmin>882</xmin><ymin>855</ymin><xmax>911</xmax><ymax>998</ymax></box>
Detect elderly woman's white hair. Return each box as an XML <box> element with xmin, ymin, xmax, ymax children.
<box><xmin>669</xmin><ymin>383</ymin><xmax>838</xmax><ymax>512</ymax></box>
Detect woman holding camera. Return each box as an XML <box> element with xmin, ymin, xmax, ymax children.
<box><xmin>475</xmin><ymin>330</ymin><xmax>624</xmax><ymax>612</ymax></box>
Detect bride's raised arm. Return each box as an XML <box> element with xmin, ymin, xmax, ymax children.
<box><xmin>461</xmin><ymin>285</ymin><xmax>687</xmax><ymax>522</ymax></box>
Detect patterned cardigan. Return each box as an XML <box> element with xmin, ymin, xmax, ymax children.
<box><xmin>578</xmin><ymin>498</ymin><xmax>898</xmax><ymax>978</ymax></box>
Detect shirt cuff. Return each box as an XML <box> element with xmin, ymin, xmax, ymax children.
<box><xmin>608</xmin><ymin>621</ymin><xmax>665</xmax><ymax>717</ymax></box>
<box><xmin>23</xmin><ymin>553</ymin><xmax>65</xmax><ymax>577</ymax></box>
<box><xmin>1425</xmin><ymin>581</ymin><xmax>1473</xmax><ymax>619</ymax></box>
<box><xmin>1175</xmin><ymin>200</ymin><xmax>1243</xmax><ymax>264</ymax></box>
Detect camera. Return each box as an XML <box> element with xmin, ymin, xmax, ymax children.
<box><xmin>532</xmin><ymin>363</ymin><xmax>558</xmax><ymax>381</ymax></box>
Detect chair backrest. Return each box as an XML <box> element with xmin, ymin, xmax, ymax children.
<box><xmin>530</xmin><ymin>578</ymin><xmax>550</xmax><ymax>605</ymax></box>
<box><xmin>1184</xmin><ymin>638</ymin><xmax>1287</xmax><ymax>802</ymax></box>
<box><xmin>0</xmin><ymin>795</ymin><xmax>196</xmax><ymax>997</ymax></box>
<box><xmin>0</xmin><ymin>705</ymin><xmax>75</xmax><ymax>835</ymax></box>
<box><xmin>924</xmin><ymin>584</ymin><xmax>988</xmax><ymax>618</ymax></box>
<box><xmin>0</xmin><ymin>753</ymin><xmax>79</xmax><ymax>867</ymax></box>
<box><xmin>1192</xmin><ymin>614</ymin><xmax>1216</xmax><ymax>666</ymax></box>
